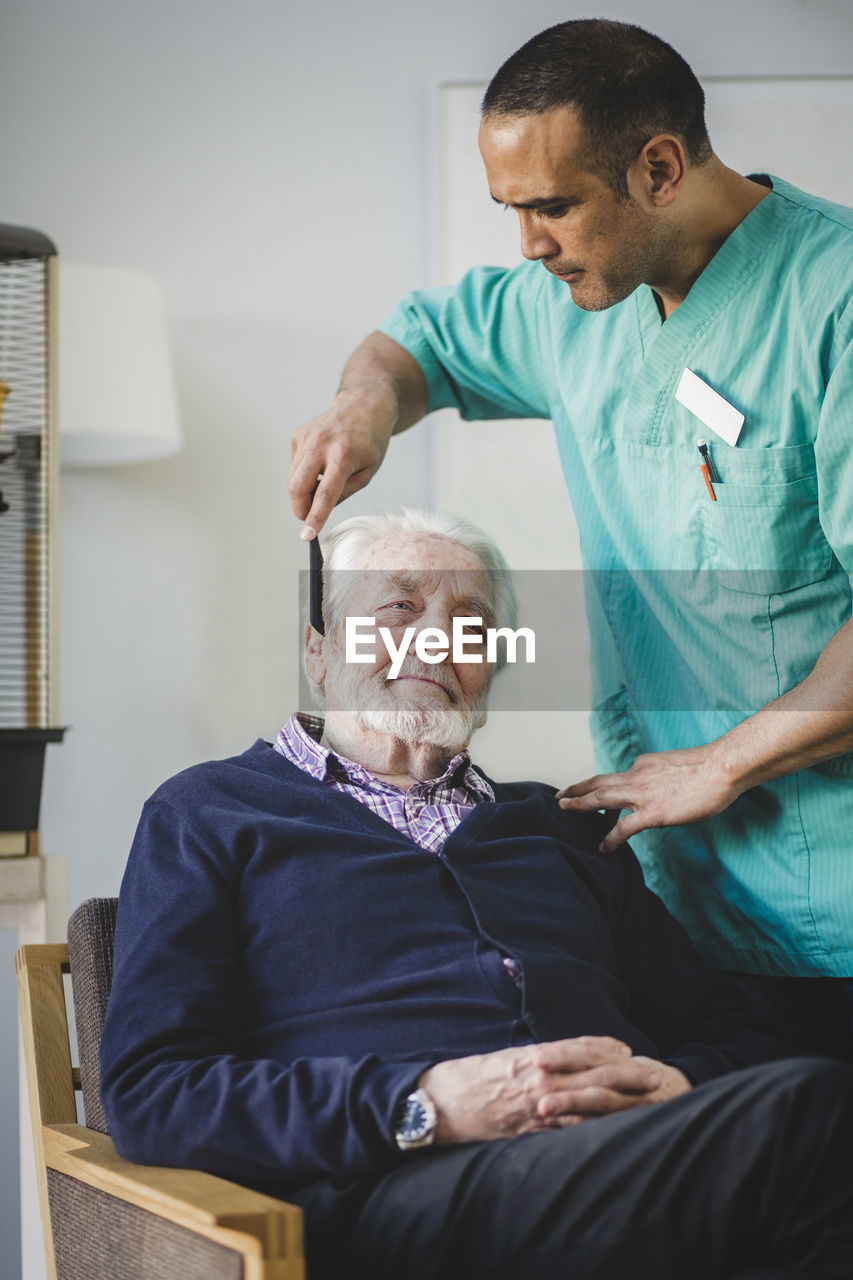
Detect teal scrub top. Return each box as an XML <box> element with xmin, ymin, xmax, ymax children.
<box><xmin>380</xmin><ymin>176</ymin><xmax>853</xmax><ymax>978</ymax></box>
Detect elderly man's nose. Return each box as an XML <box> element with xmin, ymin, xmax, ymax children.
<box><xmin>417</xmin><ymin>609</ymin><xmax>456</xmax><ymax>658</ymax></box>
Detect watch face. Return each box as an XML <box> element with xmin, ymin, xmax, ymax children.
<box><xmin>398</xmin><ymin>1095</ymin><xmax>431</xmax><ymax>1142</ymax></box>
<box><xmin>394</xmin><ymin>1088</ymin><xmax>436</xmax><ymax>1149</ymax></box>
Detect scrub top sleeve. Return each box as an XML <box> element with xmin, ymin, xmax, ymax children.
<box><xmin>815</xmin><ymin>301</ymin><xmax>853</xmax><ymax>571</ymax></box>
<box><xmin>379</xmin><ymin>263</ymin><xmax>553</xmax><ymax>422</ymax></box>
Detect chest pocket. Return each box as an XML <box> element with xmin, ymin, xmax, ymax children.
<box><xmin>701</xmin><ymin>444</ymin><xmax>832</xmax><ymax>595</ymax></box>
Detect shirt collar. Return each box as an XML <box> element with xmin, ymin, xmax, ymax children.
<box><xmin>275</xmin><ymin>712</ymin><xmax>494</xmax><ymax>801</ymax></box>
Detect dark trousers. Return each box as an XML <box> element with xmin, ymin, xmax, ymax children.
<box><xmin>727</xmin><ymin>973</ymin><xmax>853</xmax><ymax>1060</ymax></box>
<box><xmin>291</xmin><ymin>1058</ymin><xmax>853</xmax><ymax>1280</ymax></box>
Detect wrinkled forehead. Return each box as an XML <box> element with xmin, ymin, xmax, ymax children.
<box><xmin>342</xmin><ymin>534</ymin><xmax>494</xmax><ymax>612</ymax></box>
<box><xmin>358</xmin><ymin>533</ymin><xmax>483</xmax><ymax>574</ymax></box>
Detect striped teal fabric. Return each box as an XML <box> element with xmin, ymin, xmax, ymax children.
<box><xmin>381</xmin><ymin>176</ymin><xmax>853</xmax><ymax>978</ymax></box>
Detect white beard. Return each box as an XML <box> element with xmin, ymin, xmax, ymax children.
<box><xmin>357</xmin><ymin>700</ymin><xmax>484</xmax><ymax>750</ymax></box>
<box><xmin>321</xmin><ymin>647</ymin><xmax>490</xmax><ymax>752</ymax></box>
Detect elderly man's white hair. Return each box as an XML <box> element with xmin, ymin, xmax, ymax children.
<box><xmin>320</xmin><ymin>508</ymin><xmax>518</xmax><ymax>662</ymax></box>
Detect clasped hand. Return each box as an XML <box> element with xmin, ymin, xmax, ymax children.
<box><xmin>419</xmin><ymin>1037</ymin><xmax>690</xmax><ymax>1145</ymax></box>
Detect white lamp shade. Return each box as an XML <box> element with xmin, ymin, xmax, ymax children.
<box><xmin>58</xmin><ymin>263</ymin><xmax>183</xmax><ymax>466</ymax></box>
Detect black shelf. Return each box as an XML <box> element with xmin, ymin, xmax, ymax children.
<box><xmin>0</xmin><ymin>728</ymin><xmax>67</xmax><ymax>830</ymax></box>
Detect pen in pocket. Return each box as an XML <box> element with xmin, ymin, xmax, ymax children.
<box><xmin>697</xmin><ymin>439</ymin><xmax>719</xmax><ymax>500</ymax></box>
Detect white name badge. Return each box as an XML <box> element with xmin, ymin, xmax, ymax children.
<box><xmin>675</xmin><ymin>368</ymin><xmax>744</xmax><ymax>446</ymax></box>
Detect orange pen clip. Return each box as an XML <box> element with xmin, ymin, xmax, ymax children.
<box><xmin>700</xmin><ymin>461</ymin><xmax>716</xmax><ymax>501</ymax></box>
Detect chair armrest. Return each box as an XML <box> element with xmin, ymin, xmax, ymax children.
<box><xmin>43</xmin><ymin>1124</ymin><xmax>305</xmax><ymax>1280</ymax></box>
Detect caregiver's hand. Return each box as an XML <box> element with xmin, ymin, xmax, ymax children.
<box><xmin>556</xmin><ymin>743</ymin><xmax>745</xmax><ymax>853</ymax></box>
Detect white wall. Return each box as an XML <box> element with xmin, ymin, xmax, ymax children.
<box><xmin>1</xmin><ymin>1</ymin><xmax>851</xmax><ymax>1275</ymax></box>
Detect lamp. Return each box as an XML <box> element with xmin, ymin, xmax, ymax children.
<box><xmin>58</xmin><ymin>263</ymin><xmax>182</xmax><ymax>466</ymax></box>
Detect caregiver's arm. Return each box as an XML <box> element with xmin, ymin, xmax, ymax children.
<box><xmin>559</xmin><ymin>614</ymin><xmax>853</xmax><ymax>853</ymax></box>
<box><xmin>288</xmin><ymin>332</ymin><xmax>428</xmax><ymax>540</ymax></box>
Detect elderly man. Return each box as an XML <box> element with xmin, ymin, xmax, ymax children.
<box><xmin>102</xmin><ymin>510</ymin><xmax>853</xmax><ymax>1280</ymax></box>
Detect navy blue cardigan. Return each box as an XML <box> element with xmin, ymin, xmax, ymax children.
<box><xmin>101</xmin><ymin>740</ymin><xmax>784</xmax><ymax>1191</ymax></box>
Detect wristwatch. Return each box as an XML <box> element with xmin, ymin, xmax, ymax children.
<box><xmin>393</xmin><ymin>1087</ymin><xmax>437</xmax><ymax>1150</ymax></box>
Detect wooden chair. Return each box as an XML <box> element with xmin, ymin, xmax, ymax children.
<box><xmin>16</xmin><ymin>897</ymin><xmax>305</xmax><ymax>1280</ymax></box>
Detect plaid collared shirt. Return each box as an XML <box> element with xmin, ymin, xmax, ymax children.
<box><xmin>273</xmin><ymin>713</ymin><xmax>495</xmax><ymax>854</ymax></box>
